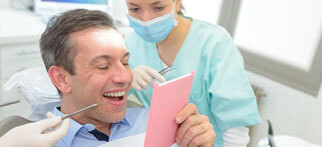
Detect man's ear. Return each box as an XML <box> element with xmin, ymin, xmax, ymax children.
<box><xmin>48</xmin><ymin>66</ymin><xmax>72</xmax><ymax>94</ymax></box>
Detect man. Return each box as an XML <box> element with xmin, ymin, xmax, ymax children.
<box><xmin>40</xmin><ymin>9</ymin><xmax>215</xmax><ymax>147</ymax></box>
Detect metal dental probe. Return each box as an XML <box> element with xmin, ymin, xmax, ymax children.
<box><xmin>61</xmin><ymin>101</ymin><xmax>107</xmax><ymax>120</ymax></box>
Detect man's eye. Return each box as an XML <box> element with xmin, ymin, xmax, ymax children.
<box><xmin>123</xmin><ymin>63</ymin><xmax>129</xmax><ymax>66</ymax></box>
<box><xmin>97</xmin><ymin>66</ymin><xmax>109</xmax><ymax>70</ymax></box>
<box><xmin>154</xmin><ymin>7</ymin><xmax>164</xmax><ymax>11</ymax></box>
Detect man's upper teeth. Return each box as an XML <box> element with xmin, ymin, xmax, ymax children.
<box><xmin>104</xmin><ymin>91</ymin><xmax>125</xmax><ymax>97</ymax></box>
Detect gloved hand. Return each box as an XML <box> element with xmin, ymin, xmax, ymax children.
<box><xmin>0</xmin><ymin>112</ymin><xmax>70</xmax><ymax>147</ymax></box>
<box><xmin>132</xmin><ymin>65</ymin><xmax>166</xmax><ymax>90</ymax></box>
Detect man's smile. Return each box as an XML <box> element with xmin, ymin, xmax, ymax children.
<box><xmin>102</xmin><ymin>90</ymin><xmax>127</xmax><ymax>107</ymax></box>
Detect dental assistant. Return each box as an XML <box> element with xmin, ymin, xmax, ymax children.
<box><xmin>125</xmin><ymin>0</ymin><xmax>261</xmax><ymax>146</ymax></box>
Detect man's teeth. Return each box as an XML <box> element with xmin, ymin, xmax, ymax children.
<box><xmin>103</xmin><ymin>91</ymin><xmax>125</xmax><ymax>97</ymax></box>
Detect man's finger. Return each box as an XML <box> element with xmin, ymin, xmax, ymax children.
<box><xmin>175</xmin><ymin>103</ymin><xmax>199</xmax><ymax>124</ymax></box>
<box><xmin>188</xmin><ymin>129</ymin><xmax>216</xmax><ymax>147</ymax></box>
<box><xmin>176</xmin><ymin>115</ymin><xmax>208</xmax><ymax>145</ymax></box>
<box><xmin>179</xmin><ymin>122</ymin><xmax>212</xmax><ymax>147</ymax></box>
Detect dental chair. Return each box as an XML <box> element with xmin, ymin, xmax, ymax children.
<box><xmin>0</xmin><ymin>115</ymin><xmax>31</xmax><ymax>137</ymax></box>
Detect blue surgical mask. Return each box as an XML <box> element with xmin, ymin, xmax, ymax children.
<box><xmin>127</xmin><ymin>1</ymin><xmax>178</xmax><ymax>42</ymax></box>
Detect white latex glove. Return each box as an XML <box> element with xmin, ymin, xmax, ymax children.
<box><xmin>0</xmin><ymin>112</ymin><xmax>70</xmax><ymax>147</ymax></box>
<box><xmin>132</xmin><ymin>65</ymin><xmax>166</xmax><ymax>90</ymax></box>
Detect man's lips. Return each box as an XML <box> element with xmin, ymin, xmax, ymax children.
<box><xmin>102</xmin><ymin>91</ymin><xmax>126</xmax><ymax>97</ymax></box>
<box><xmin>102</xmin><ymin>90</ymin><xmax>127</xmax><ymax>106</ymax></box>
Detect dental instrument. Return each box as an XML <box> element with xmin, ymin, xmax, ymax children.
<box><xmin>61</xmin><ymin>101</ymin><xmax>107</xmax><ymax>120</ymax></box>
<box><xmin>158</xmin><ymin>65</ymin><xmax>176</xmax><ymax>75</ymax></box>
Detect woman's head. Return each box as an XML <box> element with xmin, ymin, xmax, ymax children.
<box><xmin>126</xmin><ymin>0</ymin><xmax>183</xmax><ymax>22</ymax></box>
<box><xmin>125</xmin><ymin>0</ymin><xmax>184</xmax><ymax>42</ymax></box>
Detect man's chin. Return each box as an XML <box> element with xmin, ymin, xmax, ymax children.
<box><xmin>106</xmin><ymin>109</ymin><xmax>127</xmax><ymax>123</ymax></box>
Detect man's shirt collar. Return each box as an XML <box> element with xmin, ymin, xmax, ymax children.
<box><xmin>52</xmin><ymin>107</ymin><xmax>131</xmax><ymax>146</ymax></box>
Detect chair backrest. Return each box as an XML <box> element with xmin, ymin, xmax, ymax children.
<box><xmin>127</xmin><ymin>100</ymin><xmax>142</xmax><ymax>108</ymax></box>
<box><xmin>0</xmin><ymin>115</ymin><xmax>32</xmax><ymax>137</ymax></box>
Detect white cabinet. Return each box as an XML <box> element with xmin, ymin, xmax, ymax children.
<box><xmin>0</xmin><ymin>10</ymin><xmax>46</xmax><ymax>120</ymax></box>
<box><xmin>0</xmin><ymin>43</ymin><xmax>44</xmax><ymax>80</ymax></box>
<box><xmin>0</xmin><ymin>43</ymin><xmax>44</xmax><ymax>120</ymax></box>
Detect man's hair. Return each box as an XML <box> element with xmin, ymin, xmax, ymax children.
<box><xmin>40</xmin><ymin>9</ymin><xmax>116</xmax><ymax>75</ymax></box>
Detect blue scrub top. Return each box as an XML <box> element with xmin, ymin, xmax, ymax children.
<box><xmin>125</xmin><ymin>18</ymin><xmax>261</xmax><ymax>146</ymax></box>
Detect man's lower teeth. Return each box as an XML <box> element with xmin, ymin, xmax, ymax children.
<box><xmin>109</xmin><ymin>97</ymin><xmax>121</xmax><ymax>100</ymax></box>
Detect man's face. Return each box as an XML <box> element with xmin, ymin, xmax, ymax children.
<box><xmin>67</xmin><ymin>28</ymin><xmax>132</xmax><ymax>124</ymax></box>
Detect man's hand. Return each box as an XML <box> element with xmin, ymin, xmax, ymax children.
<box><xmin>175</xmin><ymin>103</ymin><xmax>216</xmax><ymax>147</ymax></box>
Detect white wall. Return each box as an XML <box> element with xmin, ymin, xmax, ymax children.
<box><xmin>0</xmin><ymin>0</ymin><xmax>11</xmax><ymax>10</ymax></box>
<box><xmin>247</xmin><ymin>71</ymin><xmax>322</xmax><ymax>146</ymax></box>
<box><xmin>111</xmin><ymin>0</ymin><xmax>128</xmax><ymax>24</ymax></box>
<box><xmin>182</xmin><ymin>0</ymin><xmax>222</xmax><ymax>25</ymax></box>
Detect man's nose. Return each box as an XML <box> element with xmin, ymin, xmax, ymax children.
<box><xmin>111</xmin><ymin>65</ymin><xmax>132</xmax><ymax>84</ymax></box>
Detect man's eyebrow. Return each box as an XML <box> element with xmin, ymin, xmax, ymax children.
<box><xmin>89</xmin><ymin>55</ymin><xmax>111</xmax><ymax>65</ymax></box>
<box><xmin>89</xmin><ymin>52</ymin><xmax>129</xmax><ymax>64</ymax></box>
